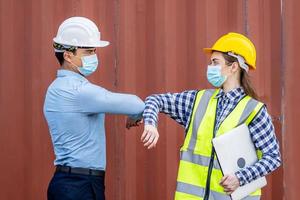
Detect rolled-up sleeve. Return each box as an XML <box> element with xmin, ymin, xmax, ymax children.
<box><xmin>77</xmin><ymin>83</ymin><xmax>145</xmax><ymax>118</ymax></box>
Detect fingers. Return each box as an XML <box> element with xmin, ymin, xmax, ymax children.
<box><xmin>223</xmin><ymin>184</ymin><xmax>235</xmax><ymax>194</ymax></box>
<box><xmin>126</xmin><ymin>121</ymin><xmax>160</xmax><ymax>149</ymax></box>
<box><xmin>219</xmin><ymin>175</ymin><xmax>229</xmax><ymax>185</ymax></box>
<box><xmin>224</xmin><ymin>188</ymin><xmax>234</xmax><ymax>195</ymax></box>
<box><xmin>220</xmin><ymin>174</ymin><xmax>240</xmax><ymax>195</ymax></box>
<box><xmin>144</xmin><ymin>131</ymin><xmax>156</xmax><ymax>146</ymax></box>
<box><xmin>141</xmin><ymin>129</ymin><xmax>148</xmax><ymax>141</ymax></box>
<box><xmin>141</xmin><ymin>125</ymin><xmax>159</xmax><ymax>149</ymax></box>
<box><xmin>221</xmin><ymin>182</ymin><xmax>234</xmax><ymax>194</ymax></box>
<box><xmin>147</xmin><ymin>134</ymin><xmax>159</xmax><ymax>149</ymax></box>
<box><xmin>143</xmin><ymin>129</ymin><xmax>153</xmax><ymax>143</ymax></box>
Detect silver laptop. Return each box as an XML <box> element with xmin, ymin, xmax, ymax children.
<box><xmin>212</xmin><ymin>124</ymin><xmax>267</xmax><ymax>200</ymax></box>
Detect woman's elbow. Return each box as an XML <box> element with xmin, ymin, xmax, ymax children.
<box><xmin>276</xmin><ymin>153</ymin><xmax>282</xmax><ymax>168</ymax></box>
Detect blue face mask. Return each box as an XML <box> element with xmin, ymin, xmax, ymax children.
<box><xmin>77</xmin><ymin>54</ymin><xmax>99</xmax><ymax>76</ymax></box>
<box><xmin>206</xmin><ymin>65</ymin><xmax>227</xmax><ymax>87</ymax></box>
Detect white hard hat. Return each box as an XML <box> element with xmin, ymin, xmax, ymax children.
<box><xmin>53</xmin><ymin>16</ymin><xmax>109</xmax><ymax>48</ymax></box>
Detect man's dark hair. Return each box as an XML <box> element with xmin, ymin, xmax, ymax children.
<box><xmin>53</xmin><ymin>42</ymin><xmax>78</xmax><ymax>66</ymax></box>
<box><xmin>54</xmin><ymin>50</ymin><xmax>77</xmax><ymax>66</ymax></box>
<box><xmin>55</xmin><ymin>52</ymin><xmax>65</xmax><ymax>65</ymax></box>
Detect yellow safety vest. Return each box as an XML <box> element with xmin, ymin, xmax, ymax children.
<box><xmin>175</xmin><ymin>89</ymin><xmax>264</xmax><ymax>200</ymax></box>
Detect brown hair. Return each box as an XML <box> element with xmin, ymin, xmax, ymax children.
<box><xmin>222</xmin><ymin>52</ymin><xmax>259</xmax><ymax>100</ymax></box>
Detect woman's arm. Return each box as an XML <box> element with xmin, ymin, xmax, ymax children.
<box><xmin>235</xmin><ymin>106</ymin><xmax>282</xmax><ymax>186</ymax></box>
<box><xmin>141</xmin><ymin>90</ymin><xmax>197</xmax><ymax>149</ymax></box>
<box><xmin>143</xmin><ymin>90</ymin><xmax>197</xmax><ymax>128</ymax></box>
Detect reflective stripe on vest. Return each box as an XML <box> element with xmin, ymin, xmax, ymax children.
<box><xmin>175</xmin><ymin>182</ymin><xmax>260</xmax><ymax>200</ymax></box>
<box><xmin>175</xmin><ymin>89</ymin><xmax>264</xmax><ymax>200</ymax></box>
<box><xmin>176</xmin><ymin>182</ymin><xmax>260</xmax><ymax>200</ymax></box>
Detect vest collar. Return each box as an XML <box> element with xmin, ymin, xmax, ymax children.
<box><xmin>215</xmin><ymin>87</ymin><xmax>245</xmax><ymax>101</ymax></box>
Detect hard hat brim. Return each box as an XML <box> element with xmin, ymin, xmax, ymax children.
<box><xmin>94</xmin><ymin>40</ymin><xmax>110</xmax><ymax>47</ymax></box>
<box><xmin>203</xmin><ymin>48</ymin><xmax>227</xmax><ymax>54</ymax></box>
<box><xmin>53</xmin><ymin>38</ymin><xmax>110</xmax><ymax>48</ymax></box>
<box><xmin>203</xmin><ymin>48</ymin><xmax>213</xmax><ymax>54</ymax></box>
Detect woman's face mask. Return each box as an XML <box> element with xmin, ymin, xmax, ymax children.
<box><xmin>206</xmin><ymin>64</ymin><xmax>227</xmax><ymax>87</ymax></box>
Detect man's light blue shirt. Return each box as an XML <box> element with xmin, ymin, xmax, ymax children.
<box><xmin>43</xmin><ymin>69</ymin><xmax>145</xmax><ymax>170</ymax></box>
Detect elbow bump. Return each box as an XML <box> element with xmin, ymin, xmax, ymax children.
<box><xmin>132</xmin><ymin>96</ymin><xmax>145</xmax><ymax>113</ymax></box>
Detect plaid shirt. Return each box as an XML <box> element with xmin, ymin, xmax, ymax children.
<box><xmin>143</xmin><ymin>87</ymin><xmax>281</xmax><ymax>186</ymax></box>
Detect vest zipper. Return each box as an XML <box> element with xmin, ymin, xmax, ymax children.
<box><xmin>203</xmin><ymin>93</ymin><xmax>247</xmax><ymax>200</ymax></box>
<box><xmin>203</xmin><ymin>145</ymin><xmax>216</xmax><ymax>200</ymax></box>
<box><xmin>204</xmin><ymin>109</ymin><xmax>218</xmax><ymax>200</ymax></box>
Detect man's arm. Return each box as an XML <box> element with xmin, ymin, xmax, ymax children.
<box><xmin>78</xmin><ymin>83</ymin><xmax>145</xmax><ymax>118</ymax></box>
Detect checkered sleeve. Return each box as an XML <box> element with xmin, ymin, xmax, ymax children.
<box><xmin>143</xmin><ymin>90</ymin><xmax>197</xmax><ymax>128</ymax></box>
<box><xmin>235</xmin><ymin>106</ymin><xmax>282</xmax><ymax>186</ymax></box>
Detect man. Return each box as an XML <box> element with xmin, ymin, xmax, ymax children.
<box><xmin>44</xmin><ymin>17</ymin><xmax>144</xmax><ymax>200</ymax></box>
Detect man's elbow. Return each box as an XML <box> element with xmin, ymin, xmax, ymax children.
<box><xmin>130</xmin><ymin>95</ymin><xmax>145</xmax><ymax>114</ymax></box>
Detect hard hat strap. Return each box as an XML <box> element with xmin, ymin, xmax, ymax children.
<box><xmin>53</xmin><ymin>42</ymin><xmax>77</xmax><ymax>53</ymax></box>
<box><xmin>228</xmin><ymin>52</ymin><xmax>249</xmax><ymax>73</ymax></box>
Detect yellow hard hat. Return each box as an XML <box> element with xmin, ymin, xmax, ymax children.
<box><xmin>203</xmin><ymin>32</ymin><xmax>257</xmax><ymax>70</ymax></box>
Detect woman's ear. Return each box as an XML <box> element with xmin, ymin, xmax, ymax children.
<box><xmin>231</xmin><ymin>62</ymin><xmax>240</xmax><ymax>73</ymax></box>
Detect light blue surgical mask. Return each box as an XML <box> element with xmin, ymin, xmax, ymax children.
<box><xmin>206</xmin><ymin>65</ymin><xmax>227</xmax><ymax>87</ymax></box>
<box><xmin>77</xmin><ymin>54</ymin><xmax>99</xmax><ymax>76</ymax></box>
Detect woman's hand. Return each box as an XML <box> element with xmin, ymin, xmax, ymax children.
<box><xmin>141</xmin><ymin>124</ymin><xmax>159</xmax><ymax>149</ymax></box>
<box><xmin>219</xmin><ymin>174</ymin><xmax>240</xmax><ymax>194</ymax></box>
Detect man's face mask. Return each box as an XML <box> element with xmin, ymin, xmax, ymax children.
<box><xmin>77</xmin><ymin>54</ymin><xmax>99</xmax><ymax>76</ymax></box>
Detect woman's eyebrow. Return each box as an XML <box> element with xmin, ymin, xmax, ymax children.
<box><xmin>211</xmin><ymin>58</ymin><xmax>219</xmax><ymax>62</ymax></box>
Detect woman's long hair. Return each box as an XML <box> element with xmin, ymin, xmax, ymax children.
<box><xmin>222</xmin><ymin>52</ymin><xmax>259</xmax><ymax>100</ymax></box>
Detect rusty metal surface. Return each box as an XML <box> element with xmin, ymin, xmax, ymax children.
<box><xmin>0</xmin><ymin>0</ymin><xmax>293</xmax><ymax>199</ymax></box>
<box><xmin>282</xmin><ymin>0</ymin><xmax>300</xmax><ymax>199</ymax></box>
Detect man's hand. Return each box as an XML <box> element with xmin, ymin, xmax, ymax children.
<box><xmin>219</xmin><ymin>174</ymin><xmax>240</xmax><ymax>195</ymax></box>
<box><xmin>126</xmin><ymin>117</ymin><xmax>143</xmax><ymax>129</ymax></box>
<box><xmin>141</xmin><ymin>124</ymin><xmax>159</xmax><ymax>149</ymax></box>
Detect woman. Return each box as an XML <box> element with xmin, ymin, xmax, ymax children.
<box><xmin>140</xmin><ymin>33</ymin><xmax>281</xmax><ymax>200</ymax></box>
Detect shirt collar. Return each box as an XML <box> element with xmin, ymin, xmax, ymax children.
<box><xmin>57</xmin><ymin>69</ymin><xmax>88</xmax><ymax>82</ymax></box>
<box><xmin>215</xmin><ymin>87</ymin><xmax>245</xmax><ymax>101</ymax></box>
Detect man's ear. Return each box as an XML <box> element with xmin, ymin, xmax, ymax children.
<box><xmin>63</xmin><ymin>51</ymin><xmax>73</xmax><ymax>63</ymax></box>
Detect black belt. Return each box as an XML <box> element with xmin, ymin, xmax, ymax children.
<box><xmin>56</xmin><ymin>165</ymin><xmax>105</xmax><ymax>177</ymax></box>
